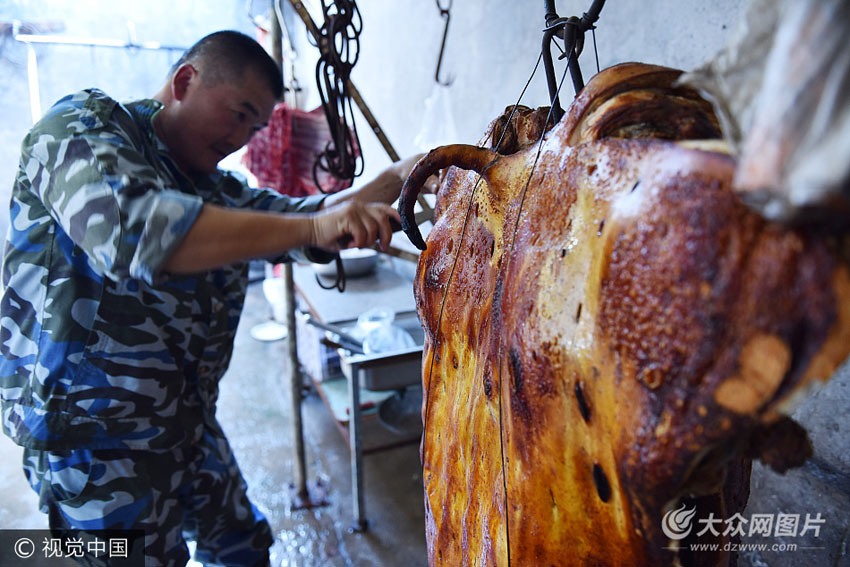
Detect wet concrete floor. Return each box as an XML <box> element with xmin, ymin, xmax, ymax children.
<box><xmin>0</xmin><ymin>275</ymin><xmax>428</xmax><ymax>567</ymax></box>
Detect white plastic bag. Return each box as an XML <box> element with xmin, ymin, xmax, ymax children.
<box><xmin>413</xmin><ymin>83</ymin><xmax>460</xmax><ymax>152</ymax></box>
<box><xmin>353</xmin><ymin>307</ymin><xmax>416</xmax><ymax>354</ymax></box>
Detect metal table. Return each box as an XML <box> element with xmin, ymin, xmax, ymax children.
<box><xmin>291</xmin><ymin>259</ymin><xmax>423</xmax><ymax>530</ymax></box>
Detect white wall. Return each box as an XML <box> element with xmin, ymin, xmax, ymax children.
<box><xmin>283</xmin><ymin>0</ymin><xmax>747</xmax><ymax>185</ymax></box>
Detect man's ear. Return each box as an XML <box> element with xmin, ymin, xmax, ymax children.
<box><xmin>171</xmin><ymin>64</ymin><xmax>197</xmax><ymax>101</ymax></box>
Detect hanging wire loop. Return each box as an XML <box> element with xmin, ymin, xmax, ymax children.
<box><xmin>435</xmin><ymin>0</ymin><xmax>454</xmax><ymax>85</ymax></box>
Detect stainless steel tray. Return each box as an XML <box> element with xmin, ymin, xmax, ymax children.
<box><xmin>338</xmin><ymin>314</ymin><xmax>424</xmax><ymax>391</ymax></box>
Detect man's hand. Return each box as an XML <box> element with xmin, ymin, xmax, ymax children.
<box><xmin>309</xmin><ymin>200</ymin><xmax>400</xmax><ymax>251</ymax></box>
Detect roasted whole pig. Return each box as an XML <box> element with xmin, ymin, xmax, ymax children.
<box><xmin>399</xmin><ymin>63</ymin><xmax>850</xmax><ymax>567</ymax></box>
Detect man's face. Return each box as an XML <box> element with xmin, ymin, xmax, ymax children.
<box><xmin>167</xmin><ymin>65</ymin><xmax>276</xmax><ymax>176</ymax></box>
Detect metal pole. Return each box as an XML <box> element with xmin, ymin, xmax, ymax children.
<box><xmin>283</xmin><ymin>263</ymin><xmax>309</xmax><ymax>502</ymax></box>
<box><xmin>270</xmin><ymin>8</ymin><xmax>284</xmax><ymax>73</ymax></box>
<box><xmin>348</xmin><ymin>81</ymin><xmax>399</xmax><ymax>162</ymax></box>
<box><xmin>13</xmin><ymin>32</ymin><xmax>185</xmax><ymax>51</ymax></box>
<box><xmin>541</xmin><ymin>26</ymin><xmax>563</xmax><ymax>122</ymax></box>
<box><xmin>271</xmin><ymin>7</ymin><xmax>310</xmax><ymax>504</ymax></box>
<box><xmin>347</xmin><ymin>361</ymin><xmax>368</xmax><ymax>531</ymax></box>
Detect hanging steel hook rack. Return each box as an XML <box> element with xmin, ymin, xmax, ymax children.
<box><xmin>435</xmin><ymin>0</ymin><xmax>454</xmax><ymax>85</ymax></box>
<box><xmin>542</xmin><ymin>0</ymin><xmax>605</xmax><ymax>122</ymax></box>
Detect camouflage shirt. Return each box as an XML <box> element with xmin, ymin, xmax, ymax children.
<box><xmin>1</xmin><ymin>89</ymin><xmax>326</xmax><ymax>450</ymax></box>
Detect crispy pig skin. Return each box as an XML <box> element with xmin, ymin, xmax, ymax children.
<box><xmin>401</xmin><ymin>63</ymin><xmax>850</xmax><ymax>567</ymax></box>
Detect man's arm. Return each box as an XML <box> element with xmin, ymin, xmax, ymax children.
<box><xmin>165</xmin><ymin>154</ymin><xmax>423</xmax><ymax>274</ymax></box>
<box><xmin>162</xmin><ymin>199</ymin><xmax>399</xmax><ymax>273</ymax></box>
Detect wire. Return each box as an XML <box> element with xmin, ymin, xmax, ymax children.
<box><xmin>494</xmin><ymin>49</ymin><xmax>571</xmax><ymax>567</ymax></box>
<box><xmin>493</xmin><ymin>52</ymin><xmax>543</xmax><ymax>152</ymax></box>
<box><xmin>315</xmin><ymin>256</ymin><xmax>346</xmax><ymax>292</ymax></box>
<box><xmin>592</xmin><ymin>27</ymin><xmax>600</xmax><ymax>74</ymax></box>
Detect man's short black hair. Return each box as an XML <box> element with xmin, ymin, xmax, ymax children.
<box><xmin>170</xmin><ymin>30</ymin><xmax>283</xmax><ymax>100</ymax></box>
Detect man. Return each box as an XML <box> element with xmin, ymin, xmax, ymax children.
<box><xmin>0</xmin><ymin>30</ymin><xmax>419</xmax><ymax>566</ymax></box>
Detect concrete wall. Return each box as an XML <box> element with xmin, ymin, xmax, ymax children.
<box><xmin>0</xmin><ymin>1</ymin><xmax>847</xmax><ymax>565</ymax></box>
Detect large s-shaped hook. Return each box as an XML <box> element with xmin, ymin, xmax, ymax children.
<box><xmin>435</xmin><ymin>0</ymin><xmax>454</xmax><ymax>86</ymax></box>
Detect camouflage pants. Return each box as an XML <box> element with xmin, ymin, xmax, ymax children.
<box><xmin>22</xmin><ymin>428</ymin><xmax>273</xmax><ymax>567</ymax></box>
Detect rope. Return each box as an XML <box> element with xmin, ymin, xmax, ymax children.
<box><xmin>312</xmin><ymin>0</ymin><xmax>364</xmax><ymax>190</ymax></box>
<box><xmin>310</xmin><ymin>0</ymin><xmax>364</xmax><ymax>293</ymax></box>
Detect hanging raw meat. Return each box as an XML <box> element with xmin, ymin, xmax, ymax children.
<box><xmin>242</xmin><ymin>103</ymin><xmax>357</xmax><ymax>196</ymax></box>
<box><xmin>399</xmin><ymin>62</ymin><xmax>850</xmax><ymax>567</ymax></box>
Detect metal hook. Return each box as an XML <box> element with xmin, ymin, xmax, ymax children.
<box><xmin>435</xmin><ymin>0</ymin><xmax>453</xmax><ymax>86</ymax></box>
<box><xmin>541</xmin><ymin>0</ymin><xmax>606</xmax><ymax>121</ymax></box>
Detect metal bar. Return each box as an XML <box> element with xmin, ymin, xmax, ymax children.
<box><xmin>544</xmin><ymin>0</ymin><xmax>558</xmax><ymax>25</ymax></box>
<box><xmin>14</xmin><ymin>33</ymin><xmax>186</xmax><ymax>51</ymax></box>
<box><xmin>347</xmin><ymin>360</ymin><xmax>368</xmax><ymax>531</ymax></box>
<box><xmin>581</xmin><ymin>0</ymin><xmax>606</xmax><ymax>28</ymax></box>
<box><xmin>271</xmin><ymin>8</ymin><xmax>310</xmax><ymax>505</ymax></box>
<box><xmin>270</xmin><ymin>5</ymin><xmax>284</xmax><ymax>72</ymax></box>
<box><xmin>284</xmin><ymin>264</ymin><xmax>309</xmax><ymax>501</ymax></box>
<box><xmin>288</xmin><ymin>0</ymin><xmax>322</xmax><ymax>39</ymax></box>
<box><xmin>347</xmin><ymin>81</ymin><xmax>400</xmax><ymax>162</ymax></box>
<box><xmin>564</xmin><ymin>23</ymin><xmax>584</xmax><ymax>95</ymax></box>
<box><xmin>382</xmin><ymin>246</ymin><xmax>420</xmax><ymax>265</ymax></box>
<box><xmin>541</xmin><ymin>26</ymin><xmax>564</xmax><ymax>122</ymax></box>
<box><xmin>304</xmin><ymin>315</ymin><xmax>365</xmax><ymax>351</ymax></box>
